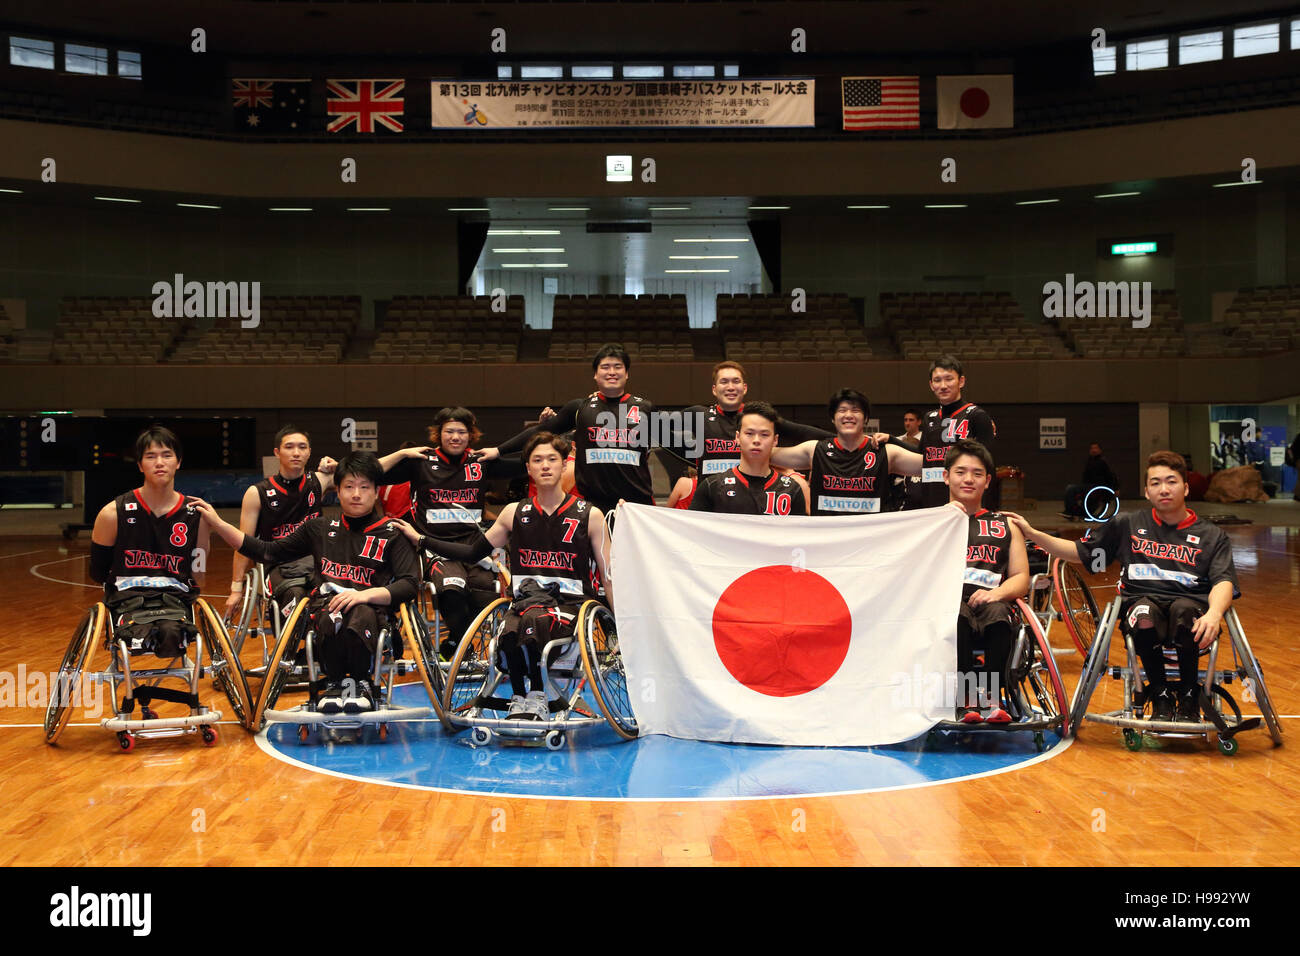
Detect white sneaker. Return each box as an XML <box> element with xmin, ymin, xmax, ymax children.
<box><xmin>524</xmin><ymin>690</ymin><xmax>549</xmax><ymax>721</ymax></box>
<box><xmin>506</xmin><ymin>694</ymin><xmax>529</xmax><ymax>719</ymax></box>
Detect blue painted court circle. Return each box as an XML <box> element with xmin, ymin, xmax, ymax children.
<box><xmin>257</xmin><ymin>682</ymin><xmax>1070</xmax><ymax>801</ymax></box>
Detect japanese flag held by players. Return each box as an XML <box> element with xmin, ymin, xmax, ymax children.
<box><xmin>613</xmin><ymin>503</ymin><xmax>968</xmax><ymax>746</ymax></box>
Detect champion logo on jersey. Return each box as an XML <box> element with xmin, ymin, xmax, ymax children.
<box><xmin>726</xmin><ymin>490</ymin><xmax>737</xmax><ymax>496</ymax></box>
<box><xmin>269</xmin><ymin>500</ymin><xmax>280</xmax><ymax>508</ymax></box>
<box><xmin>1187</xmin><ymin>534</ymin><xmax>1200</xmax><ymax>544</ymax></box>
<box><xmin>125</xmin><ymin>502</ymin><xmax>137</xmax><ymax>511</ymax></box>
<box><xmin>126</xmin><ymin>517</ymin><xmax>137</xmax><ymax>524</ymax></box>
<box><xmin>328</xmin><ymin>531</ymin><xmax>337</xmax><ymax>537</ymax></box>
<box><xmin>520</xmin><ymin>516</ymin><xmax>530</xmax><ymax>523</ymax></box>
<box><xmin>1137</xmin><ymin>528</ymin><xmax>1147</xmax><ymax>535</ymax></box>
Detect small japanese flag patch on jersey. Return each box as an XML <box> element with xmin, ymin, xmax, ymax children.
<box><xmin>1187</xmin><ymin>534</ymin><xmax>1200</xmax><ymax>544</ymax></box>
<box><xmin>125</xmin><ymin>501</ymin><xmax>137</xmax><ymax>511</ymax></box>
<box><xmin>724</xmin><ymin>476</ymin><xmax>736</xmax><ymax>484</ymax></box>
<box><xmin>267</xmin><ymin>489</ymin><xmax>276</xmax><ymax>496</ymax></box>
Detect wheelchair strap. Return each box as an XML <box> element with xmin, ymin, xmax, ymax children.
<box><xmin>124</xmin><ymin>686</ymin><xmax>201</xmax><ymax>712</ymax></box>
<box><xmin>109</xmin><ymin>591</ymin><xmax>193</xmax><ymax>626</ymax></box>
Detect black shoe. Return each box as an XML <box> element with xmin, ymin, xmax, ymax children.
<box><xmin>439</xmin><ymin>638</ymin><xmax>459</xmax><ymax>661</ymax></box>
<box><xmin>1148</xmin><ymin>687</ymin><xmax>1175</xmax><ymax>722</ymax></box>
<box><xmin>1175</xmin><ymin>690</ymin><xmax>1200</xmax><ymax>723</ymax></box>
<box><xmin>318</xmin><ymin>681</ymin><xmax>345</xmax><ymax>714</ymax></box>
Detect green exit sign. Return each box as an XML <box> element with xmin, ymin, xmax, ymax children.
<box><xmin>1111</xmin><ymin>241</ymin><xmax>1157</xmax><ymax>256</ymax></box>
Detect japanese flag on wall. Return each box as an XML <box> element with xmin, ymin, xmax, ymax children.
<box><xmin>937</xmin><ymin>74</ymin><xmax>1014</xmax><ymax>129</ymax></box>
<box><xmin>611</xmin><ymin>503</ymin><xmax>967</xmax><ymax>746</ymax></box>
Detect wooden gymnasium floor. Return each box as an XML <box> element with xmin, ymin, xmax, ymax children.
<box><xmin>1</xmin><ymin>523</ymin><xmax>1296</xmax><ymax>867</ymax></box>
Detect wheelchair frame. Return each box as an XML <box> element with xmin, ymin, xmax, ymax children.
<box><xmin>230</xmin><ymin>562</ymin><xmax>312</xmax><ymax>691</ymax></box>
<box><xmin>929</xmin><ymin>597</ymin><xmax>1071</xmax><ymax>751</ymax></box>
<box><xmin>253</xmin><ymin>597</ymin><xmax>437</xmax><ymax>740</ymax></box>
<box><xmin>441</xmin><ymin>597</ymin><xmax>636</xmax><ymax>749</ymax></box>
<box><xmin>44</xmin><ymin>597</ymin><xmax>251</xmax><ymax>752</ymax></box>
<box><xmin>1069</xmin><ymin>597</ymin><xmax>1283</xmax><ymax>755</ymax></box>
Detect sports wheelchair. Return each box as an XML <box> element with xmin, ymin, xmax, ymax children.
<box><xmin>1051</xmin><ymin>556</ymin><xmax>1101</xmax><ymax>657</ymax></box>
<box><xmin>1069</xmin><ymin>598</ymin><xmax>1283</xmax><ymax>755</ymax></box>
<box><xmin>44</xmin><ymin>595</ymin><xmax>251</xmax><ymax>751</ymax></box>
<box><xmin>250</xmin><ymin>596</ymin><xmax>444</xmax><ymax>741</ymax></box>
<box><xmin>441</xmin><ymin>597</ymin><xmax>636</xmax><ymax>749</ymax></box>
<box><xmin>414</xmin><ymin>549</ymin><xmax>512</xmax><ymax>663</ymax></box>
<box><xmin>229</xmin><ymin>562</ymin><xmax>312</xmax><ymax>691</ymax></box>
<box><xmin>929</xmin><ymin>597</ymin><xmax>1071</xmax><ymax>751</ymax></box>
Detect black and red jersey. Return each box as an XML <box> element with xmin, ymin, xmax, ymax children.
<box><xmin>238</xmin><ymin>507</ymin><xmax>420</xmax><ymax>606</ymax></box>
<box><xmin>809</xmin><ymin>436</ymin><xmax>890</xmax><ymax>515</ymax></box>
<box><xmin>254</xmin><ymin>472</ymin><xmax>324</xmax><ymax>543</ymax></box>
<box><xmin>919</xmin><ymin>400</ymin><xmax>996</xmax><ymax>508</ymax></box>
<box><xmin>690</xmin><ymin>467</ymin><xmax>807</xmax><ymax>516</ymax></box>
<box><xmin>672</xmin><ymin>476</ymin><xmax>698</xmax><ymax>510</ymax></box>
<box><xmin>1076</xmin><ymin>508</ymin><xmax>1239</xmax><ymax>600</ymax></box>
<box><xmin>963</xmin><ymin>508</ymin><xmax>1012</xmax><ymax>599</ymax></box>
<box><xmin>510</xmin><ymin>494</ymin><xmax>598</xmax><ymax>601</ymax></box>
<box><xmin>381</xmin><ymin>448</ymin><xmax>522</xmax><ymax>543</ymax></box>
<box><xmin>108</xmin><ymin>489</ymin><xmax>201</xmax><ymax>598</ymax></box>
<box><xmin>681</xmin><ymin>404</ymin><xmax>831</xmax><ymax>477</ymax></box>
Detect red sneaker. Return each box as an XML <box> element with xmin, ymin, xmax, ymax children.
<box><xmin>984</xmin><ymin>706</ymin><xmax>1012</xmax><ymax>724</ymax></box>
<box><xmin>958</xmin><ymin>707</ymin><xmax>984</xmax><ymax>724</ymax></box>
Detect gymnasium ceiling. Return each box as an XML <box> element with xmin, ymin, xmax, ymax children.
<box><xmin>1</xmin><ymin>1</ymin><xmax>1292</xmax><ymax>58</ymax></box>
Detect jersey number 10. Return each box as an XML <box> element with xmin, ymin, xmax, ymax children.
<box><xmin>764</xmin><ymin>492</ymin><xmax>792</xmax><ymax>516</ymax></box>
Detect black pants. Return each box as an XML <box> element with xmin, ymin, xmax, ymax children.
<box><xmin>428</xmin><ymin>558</ymin><xmax>497</xmax><ymax>653</ymax></box>
<box><xmin>496</xmin><ymin>604</ymin><xmax>579</xmax><ymax>697</ymax></box>
<box><xmin>957</xmin><ymin>599</ymin><xmax>1014</xmax><ymax>692</ymax></box>
<box><xmin>311</xmin><ymin>601</ymin><xmax>388</xmax><ymax>683</ymax></box>
<box><xmin>1121</xmin><ymin>595</ymin><xmax>1205</xmax><ymax>691</ymax></box>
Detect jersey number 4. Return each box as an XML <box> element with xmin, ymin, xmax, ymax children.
<box><xmin>764</xmin><ymin>492</ymin><xmax>792</xmax><ymax>516</ymax></box>
<box><xmin>941</xmin><ymin>419</ymin><xmax>970</xmax><ymax>442</ymax></box>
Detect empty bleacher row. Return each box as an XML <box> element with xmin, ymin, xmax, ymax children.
<box><xmin>549</xmin><ymin>294</ymin><xmax>691</xmax><ymax>362</ymax></box>
<box><xmin>1</xmin><ymin>289</ymin><xmax>1296</xmax><ymax>365</ymax></box>
<box><xmin>368</xmin><ymin>295</ymin><xmax>523</xmax><ymax>363</ymax></box>
<box><xmin>883</xmin><ymin>291</ymin><xmax>1071</xmax><ymax>361</ymax></box>
<box><xmin>719</xmin><ymin>293</ymin><xmax>872</xmax><ymax>362</ymax></box>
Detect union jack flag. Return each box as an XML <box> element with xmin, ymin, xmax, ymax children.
<box><xmin>326</xmin><ymin>79</ymin><xmax>405</xmax><ymax>133</ymax></box>
<box><xmin>232</xmin><ymin>79</ymin><xmax>274</xmax><ymax>110</ymax></box>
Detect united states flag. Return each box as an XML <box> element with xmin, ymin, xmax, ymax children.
<box><xmin>326</xmin><ymin>79</ymin><xmax>406</xmax><ymax>133</ymax></box>
<box><xmin>842</xmin><ymin>76</ymin><xmax>920</xmax><ymax>130</ymax></box>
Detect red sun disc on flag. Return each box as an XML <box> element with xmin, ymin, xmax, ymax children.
<box><xmin>960</xmin><ymin>87</ymin><xmax>990</xmax><ymax>118</ymax></box>
<box><xmin>711</xmin><ymin>566</ymin><xmax>852</xmax><ymax>697</ymax></box>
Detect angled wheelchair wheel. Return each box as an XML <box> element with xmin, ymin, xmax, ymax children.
<box><xmin>44</xmin><ymin>603</ymin><xmax>107</xmax><ymax>744</ymax></box>
<box><xmin>1069</xmin><ymin>597</ymin><xmax>1120</xmax><ymax>734</ymax></box>
<box><xmin>1226</xmin><ymin>610</ymin><xmax>1284</xmax><ymax>745</ymax></box>
<box><xmin>1015</xmin><ymin>599</ymin><xmax>1070</xmax><ymax>736</ymax></box>
<box><xmin>442</xmin><ymin>597</ymin><xmax>508</xmax><ymax>724</ymax></box>
<box><xmin>577</xmin><ymin>599</ymin><xmax>637</xmax><ymax>740</ymax></box>
<box><xmin>1053</xmin><ymin>557</ymin><xmax>1100</xmax><ymax>657</ymax></box>
<box><xmin>251</xmin><ymin>598</ymin><xmax>309</xmax><ymax>731</ymax></box>
<box><xmin>195</xmin><ymin>598</ymin><xmax>253</xmax><ymax>730</ymax></box>
<box><xmin>398</xmin><ymin>602</ymin><xmax>449</xmax><ymax>727</ymax></box>
<box><xmin>228</xmin><ymin>566</ymin><xmax>262</xmax><ymax>656</ymax></box>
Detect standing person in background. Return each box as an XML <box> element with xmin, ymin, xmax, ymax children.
<box><xmin>1063</xmin><ymin>442</ymin><xmax>1119</xmax><ymax>518</ymax></box>
<box><xmin>917</xmin><ymin>356</ymin><xmax>998</xmax><ymax>509</ymax></box>
<box><xmin>898</xmin><ymin>409</ymin><xmax>922</xmax><ymax>446</ymax></box>
<box><xmin>894</xmin><ymin>408</ymin><xmax>924</xmax><ymax>510</ymax></box>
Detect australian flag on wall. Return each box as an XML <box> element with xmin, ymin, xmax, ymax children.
<box><xmin>231</xmin><ymin>78</ymin><xmax>310</xmax><ymax>132</ymax></box>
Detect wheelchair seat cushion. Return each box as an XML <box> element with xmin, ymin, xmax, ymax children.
<box><xmin>107</xmin><ymin>590</ymin><xmax>196</xmax><ymax>657</ymax></box>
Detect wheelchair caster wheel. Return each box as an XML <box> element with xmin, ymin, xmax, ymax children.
<box><xmin>471</xmin><ymin>727</ymin><xmax>492</xmax><ymax>746</ymax></box>
<box><xmin>297</xmin><ymin>725</ymin><xmax>310</xmax><ymax>743</ymax></box>
<box><xmin>117</xmin><ymin>731</ymin><xmax>135</xmax><ymax>753</ymax></box>
<box><xmin>378</xmin><ymin>723</ymin><xmax>389</xmax><ymax>741</ymax></box>
<box><xmin>1123</xmin><ymin>729</ymin><xmax>1143</xmax><ymax>751</ymax></box>
<box><xmin>1218</xmin><ymin>736</ymin><xmax>1239</xmax><ymax>756</ymax></box>
<box><xmin>201</xmin><ymin>726</ymin><xmax>218</xmax><ymax>746</ymax></box>
<box><xmin>544</xmin><ymin>730</ymin><xmax>565</xmax><ymax>751</ymax></box>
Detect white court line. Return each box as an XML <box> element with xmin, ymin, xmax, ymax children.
<box><xmin>28</xmin><ymin>554</ymin><xmax>228</xmax><ymax>598</ymax></box>
<box><xmin>0</xmin><ymin>549</ymin><xmax>52</xmax><ymax>560</ymax></box>
<box><xmin>0</xmin><ymin>720</ymin><xmax>245</xmax><ymax>728</ymax></box>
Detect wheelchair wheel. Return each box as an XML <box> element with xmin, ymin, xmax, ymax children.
<box><xmin>398</xmin><ymin>602</ymin><xmax>449</xmax><ymax>726</ymax></box>
<box><xmin>442</xmin><ymin>597</ymin><xmax>508</xmax><ymax>723</ymax></box>
<box><xmin>1069</xmin><ymin>597</ymin><xmax>1119</xmax><ymax>734</ymax></box>
<box><xmin>44</xmin><ymin>603</ymin><xmax>107</xmax><ymax>744</ymax></box>
<box><xmin>195</xmin><ymin>598</ymin><xmax>253</xmax><ymax>730</ymax></box>
<box><xmin>577</xmin><ymin>600</ymin><xmax>637</xmax><ymax>740</ymax></box>
<box><xmin>1014</xmin><ymin>599</ymin><xmax>1070</xmax><ymax>736</ymax></box>
<box><xmin>1226</xmin><ymin>611</ymin><xmax>1284</xmax><ymax>745</ymax></box>
<box><xmin>228</xmin><ymin>566</ymin><xmax>262</xmax><ymax>655</ymax></box>
<box><xmin>250</xmin><ymin>598</ymin><xmax>309</xmax><ymax>731</ymax></box>
<box><xmin>1053</xmin><ymin>557</ymin><xmax>1100</xmax><ymax>656</ymax></box>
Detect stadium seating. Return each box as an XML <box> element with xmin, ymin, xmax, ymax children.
<box><xmin>1052</xmin><ymin>290</ymin><xmax>1187</xmax><ymax>359</ymax></box>
<box><xmin>368</xmin><ymin>295</ymin><xmax>523</xmax><ymax>363</ymax></box>
<box><xmin>50</xmin><ymin>297</ymin><xmax>193</xmax><ymax>365</ymax></box>
<box><xmin>882</xmin><ymin>291</ymin><xmax>1070</xmax><ymax>361</ymax></box>
<box><xmin>718</xmin><ymin>293</ymin><xmax>871</xmax><ymax>362</ymax></box>
<box><xmin>548</xmin><ymin>294</ymin><xmax>692</xmax><ymax>362</ymax></box>
<box><xmin>1188</xmin><ymin>285</ymin><xmax>1300</xmax><ymax>357</ymax></box>
<box><xmin>167</xmin><ymin>296</ymin><xmax>360</xmax><ymax>364</ymax></box>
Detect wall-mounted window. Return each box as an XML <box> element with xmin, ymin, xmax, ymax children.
<box><xmin>724</xmin><ymin>64</ymin><xmax>740</xmax><ymax>77</ymax></box>
<box><xmin>1125</xmin><ymin>37</ymin><xmax>1169</xmax><ymax>71</ymax></box>
<box><xmin>1092</xmin><ymin>43</ymin><xmax>1117</xmax><ymax>75</ymax></box>
<box><xmin>622</xmin><ymin>65</ymin><xmax>664</xmax><ymax>78</ymax></box>
<box><xmin>572</xmin><ymin>64</ymin><xmax>614</xmax><ymax>79</ymax></box>
<box><xmin>1292</xmin><ymin>18</ymin><xmax>1299</xmax><ymax>50</ymax></box>
<box><xmin>65</xmin><ymin>43</ymin><xmax>109</xmax><ymax>75</ymax></box>
<box><xmin>9</xmin><ymin>36</ymin><xmax>55</xmax><ymax>69</ymax></box>
<box><xmin>520</xmin><ymin>64</ymin><xmax>563</xmax><ymax>79</ymax></box>
<box><xmin>1178</xmin><ymin>30</ymin><xmax>1223</xmax><ymax>64</ymax></box>
<box><xmin>1233</xmin><ymin>22</ymin><xmax>1279</xmax><ymax>57</ymax></box>
<box><xmin>497</xmin><ymin>64</ymin><xmax>512</xmax><ymax>79</ymax></box>
<box><xmin>116</xmin><ymin>49</ymin><xmax>141</xmax><ymax>79</ymax></box>
<box><xmin>673</xmin><ymin>64</ymin><xmax>715</xmax><ymax>78</ymax></box>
